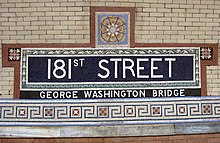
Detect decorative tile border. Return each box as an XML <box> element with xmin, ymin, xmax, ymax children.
<box><xmin>1</xmin><ymin>97</ymin><xmax>220</xmax><ymax>126</ymax></box>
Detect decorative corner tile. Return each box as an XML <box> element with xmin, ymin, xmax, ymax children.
<box><xmin>8</xmin><ymin>48</ymin><xmax>21</xmax><ymax>61</ymax></box>
<box><xmin>96</xmin><ymin>12</ymin><xmax>130</xmax><ymax>48</ymax></box>
<box><xmin>200</xmin><ymin>47</ymin><xmax>212</xmax><ymax>60</ymax></box>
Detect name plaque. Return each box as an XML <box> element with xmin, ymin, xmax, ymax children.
<box><xmin>20</xmin><ymin>48</ymin><xmax>201</xmax><ymax>99</ymax></box>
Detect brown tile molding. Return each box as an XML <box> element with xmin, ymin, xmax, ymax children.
<box><xmin>2</xmin><ymin>43</ymin><xmax>218</xmax><ymax>99</ymax></box>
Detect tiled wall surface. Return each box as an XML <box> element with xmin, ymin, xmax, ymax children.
<box><xmin>0</xmin><ymin>1</ymin><xmax>220</xmax><ymax>97</ymax></box>
<box><xmin>1</xmin><ymin>0</ymin><xmax>220</xmax><ymax>141</ymax></box>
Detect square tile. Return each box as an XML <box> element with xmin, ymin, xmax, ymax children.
<box><xmin>96</xmin><ymin>12</ymin><xmax>130</xmax><ymax>48</ymax></box>
<box><xmin>202</xmin><ymin>104</ymin><xmax>212</xmax><ymax>115</ymax></box>
<box><xmin>151</xmin><ymin>106</ymin><xmax>162</xmax><ymax>116</ymax></box>
<box><xmin>16</xmin><ymin>107</ymin><xmax>28</xmax><ymax>118</ymax></box>
<box><xmin>200</xmin><ymin>47</ymin><xmax>212</xmax><ymax>60</ymax></box>
<box><xmin>44</xmin><ymin>107</ymin><xmax>54</xmax><ymax>118</ymax></box>
<box><xmin>71</xmin><ymin>107</ymin><xmax>81</xmax><ymax>118</ymax></box>
<box><xmin>125</xmin><ymin>106</ymin><xmax>135</xmax><ymax>117</ymax></box>
<box><xmin>98</xmin><ymin>107</ymin><xmax>108</xmax><ymax>117</ymax></box>
<box><xmin>8</xmin><ymin>48</ymin><xmax>21</xmax><ymax>61</ymax></box>
<box><xmin>177</xmin><ymin>105</ymin><xmax>188</xmax><ymax>116</ymax></box>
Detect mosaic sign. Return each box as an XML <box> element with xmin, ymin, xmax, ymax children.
<box><xmin>20</xmin><ymin>48</ymin><xmax>201</xmax><ymax>99</ymax></box>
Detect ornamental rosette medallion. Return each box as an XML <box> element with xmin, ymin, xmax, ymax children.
<box><xmin>100</xmin><ymin>16</ymin><xmax>126</xmax><ymax>44</ymax></box>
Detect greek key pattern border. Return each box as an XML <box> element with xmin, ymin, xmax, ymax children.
<box><xmin>20</xmin><ymin>48</ymin><xmax>200</xmax><ymax>90</ymax></box>
<box><xmin>0</xmin><ymin>97</ymin><xmax>220</xmax><ymax>126</ymax></box>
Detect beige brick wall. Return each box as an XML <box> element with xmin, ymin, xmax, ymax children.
<box><xmin>0</xmin><ymin>0</ymin><xmax>220</xmax><ymax>98</ymax></box>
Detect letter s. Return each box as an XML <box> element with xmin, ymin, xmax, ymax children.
<box><xmin>97</xmin><ymin>59</ymin><xmax>110</xmax><ymax>79</ymax></box>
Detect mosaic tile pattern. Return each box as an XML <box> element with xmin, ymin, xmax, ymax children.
<box><xmin>200</xmin><ymin>47</ymin><xmax>212</xmax><ymax>60</ymax></box>
<box><xmin>1</xmin><ymin>97</ymin><xmax>220</xmax><ymax>126</ymax></box>
<box><xmin>8</xmin><ymin>48</ymin><xmax>21</xmax><ymax>61</ymax></box>
<box><xmin>96</xmin><ymin>12</ymin><xmax>130</xmax><ymax>47</ymax></box>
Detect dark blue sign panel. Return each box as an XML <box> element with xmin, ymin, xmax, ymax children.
<box><xmin>28</xmin><ymin>56</ymin><xmax>193</xmax><ymax>83</ymax></box>
<box><xmin>20</xmin><ymin>48</ymin><xmax>201</xmax><ymax>99</ymax></box>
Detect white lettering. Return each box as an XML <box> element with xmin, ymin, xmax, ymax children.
<box><xmin>167</xmin><ymin>90</ymin><xmax>172</xmax><ymax>97</ymax></box>
<box><xmin>123</xmin><ymin>58</ymin><xmax>135</xmax><ymax>78</ymax></box>
<box><xmin>132</xmin><ymin>90</ymin><xmax>139</xmax><ymax>97</ymax></box>
<box><xmin>180</xmin><ymin>89</ymin><xmax>185</xmax><ymax>96</ymax></box>
<box><xmin>97</xmin><ymin>59</ymin><xmax>110</xmax><ymax>79</ymax></box>
<box><xmin>79</xmin><ymin>58</ymin><xmax>85</xmax><ymax>67</ymax></box>
<box><xmin>84</xmin><ymin>91</ymin><xmax>92</xmax><ymax>98</ymax></box>
<box><xmin>110</xmin><ymin>58</ymin><xmax>122</xmax><ymax>78</ymax></box>
<box><xmin>165</xmin><ymin>58</ymin><xmax>176</xmax><ymax>78</ymax></box>
<box><xmin>152</xmin><ymin>89</ymin><xmax>186</xmax><ymax>98</ymax></box>
<box><xmin>66</xmin><ymin>91</ymin><xmax>71</xmax><ymax>98</ymax></box>
<box><xmin>53</xmin><ymin>59</ymin><xmax>66</xmax><ymax>79</ymax></box>
<box><xmin>46</xmin><ymin>91</ymin><xmax>52</xmax><ymax>99</ymax></box>
<box><xmin>40</xmin><ymin>91</ymin><xmax>45</xmax><ymax>98</ymax></box>
<box><xmin>153</xmin><ymin>90</ymin><xmax>157</xmax><ymax>97</ymax></box>
<box><xmin>137</xmin><ymin>58</ymin><xmax>149</xmax><ymax>78</ymax></box>
<box><xmin>151</xmin><ymin>58</ymin><xmax>163</xmax><ymax>78</ymax></box>
<box><xmin>60</xmin><ymin>91</ymin><xmax>65</xmax><ymax>98</ymax></box>
<box><xmin>47</xmin><ymin>59</ymin><xmax>51</xmax><ymax>79</ymax></box>
<box><xmin>72</xmin><ymin>91</ymin><xmax>78</xmax><ymax>98</ymax></box>
<box><xmin>39</xmin><ymin>91</ymin><xmax>78</xmax><ymax>99</ymax></box>
<box><xmin>68</xmin><ymin>59</ymin><xmax>72</xmax><ymax>79</ymax></box>
<box><xmin>53</xmin><ymin>91</ymin><xmax>59</xmax><ymax>98</ymax></box>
